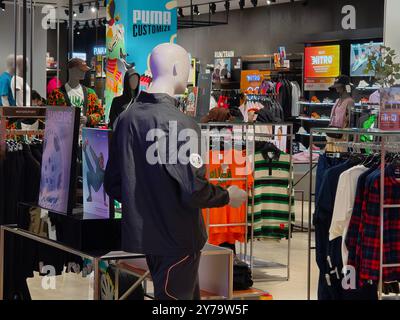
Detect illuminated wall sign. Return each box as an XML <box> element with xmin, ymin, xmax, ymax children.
<box><xmin>93</xmin><ymin>47</ymin><xmax>107</xmax><ymax>56</ymax></box>
<box><xmin>304</xmin><ymin>45</ymin><xmax>340</xmax><ymax>78</ymax></box>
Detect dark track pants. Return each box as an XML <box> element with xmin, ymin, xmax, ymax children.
<box><xmin>146</xmin><ymin>252</ymin><xmax>201</xmax><ymax>300</ymax></box>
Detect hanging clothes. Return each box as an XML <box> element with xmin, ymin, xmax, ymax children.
<box><xmin>277</xmin><ymin>79</ymin><xmax>293</xmax><ymax>121</ymax></box>
<box><xmin>249</xmin><ymin>146</ymin><xmax>294</xmax><ymax>239</ymax></box>
<box><xmin>346</xmin><ymin>165</ymin><xmax>400</xmax><ymax>285</ymax></box>
<box><xmin>290</xmin><ymin>81</ymin><xmax>301</xmax><ymax>117</ymax></box>
<box><xmin>202</xmin><ymin>148</ymin><xmax>253</xmax><ymax>245</ymax></box>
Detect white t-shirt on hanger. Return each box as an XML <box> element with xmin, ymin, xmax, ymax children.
<box><xmin>11</xmin><ymin>75</ymin><xmax>31</xmax><ymax>106</ymax></box>
<box><xmin>330</xmin><ymin>165</ymin><xmax>369</xmax><ymax>267</ymax></box>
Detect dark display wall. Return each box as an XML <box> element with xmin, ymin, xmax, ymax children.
<box><xmin>177</xmin><ymin>0</ymin><xmax>384</xmax><ymax>65</ymax></box>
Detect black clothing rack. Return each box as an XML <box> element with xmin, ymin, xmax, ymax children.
<box><xmin>0</xmin><ymin>107</ymin><xmax>46</xmax><ymax>159</ymax></box>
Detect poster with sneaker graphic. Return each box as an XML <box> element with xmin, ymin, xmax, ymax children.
<box><xmin>39</xmin><ymin>107</ymin><xmax>80</xmax><ymax>214</ymax></box>
<box><xmin>82</xmin><ymin>128</ymin><xmax>112</xmax><ymax>218</ymax></box>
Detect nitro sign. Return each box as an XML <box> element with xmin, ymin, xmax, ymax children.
<box><xmin>304</xmin><ymin>45</ymin><xmax>340</xmax><ymax>78</ymax></box>
<box><xmin>133</xmin><ymin>10</ymin><xmax>172</xmax><ymax>37</ymax></box>
<box><xmin>311</xmin><ymin>55</ymin><xmax>334</xmax><ymax>66</ymax></box>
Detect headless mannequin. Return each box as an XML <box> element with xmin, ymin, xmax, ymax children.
<box><xmin>1</xmin><ymin>55</ymin><xmax>15</xmax><ymax>106</ymax></box>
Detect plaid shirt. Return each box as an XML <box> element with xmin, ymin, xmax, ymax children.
<box><xmin>347</xmin><ymin>166</ymin><xmax>400</xmax><ymax>284</ymax></box>
<box><xmin>345</xmin><ymin>167</ymin><xmax>377</xmax><ymax>269</ymax></box>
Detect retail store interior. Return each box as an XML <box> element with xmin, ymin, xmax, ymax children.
<box><xmin>1</xmin><ymin>0</ymin><xmax>400</xmax><ymax>301</ymax></box>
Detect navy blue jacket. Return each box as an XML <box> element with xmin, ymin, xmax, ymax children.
<box><xmin>105</xmin><ymin>92</ymin><xmax>229</xmax><ymax>256</ymax></box>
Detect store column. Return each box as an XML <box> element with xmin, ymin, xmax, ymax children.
<box><xmin>384</xmin><ymin>0</ymin><xmax>400</xmax><ymax>66</ymax></box>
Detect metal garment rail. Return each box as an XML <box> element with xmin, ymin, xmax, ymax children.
<box><xmin>307</xmin><ymin>127</ymin><xmax>400</xmax><ymax>300</ymax></box>
<box><xmin>0</xmin><ymin>225</ymin><xmax>146</xmax><ymax>300</ymax></box>
<box><xmin>0</xmin><ymin>106</ymin><xmax>47</xmax><ymax>159</ymax></box>
<box><xmin>200</xmin><ymin>122</ymin><xmax>294</xmax><ymax>282</ymax></box>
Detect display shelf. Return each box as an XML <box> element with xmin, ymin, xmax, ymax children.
<box><xmin>297</xmin><ymin>116</ymin><xmax>330</xmax><ymax>122</ymax></box>
<box><xmin>310</xmin><ymin>127</ymin><xmax>400</xmax><ymax>136</ymax></box>
<box><xmin>296</xmin><ymin>132</ymin><xmax>327</xmax><ymax>137</ymax></box>
<box><xmin>355</xmin><ymin>86</ymin><xmax>381</xmax><ymax>91</ymax></box>
<box><xmin>298</xmin><ymin>102</ymin><xmax>335</xmax><ymax>106</ymax></box>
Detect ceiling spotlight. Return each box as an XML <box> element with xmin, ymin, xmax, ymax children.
<box><xmin>77</xmin><ymin>31</ymin><xmax>80</xmax><ymax>35</ymax></box>
<box><xmin>251</xmin><ymin>0</ymin><xmax>257</xmax><ymax>6</ymax></box>
<box><xmin>73</xmin><ymin>11</ymin><xmax>77</xmax><ymax>17</ymax></box>
<box><xmin>90</xmin><ymin>2</ymin><xmax>97</xmax><ymax>12</ymax></box>
<box><xmin>193</xmin><ymin>5</ymin><xmax>200</xmax><ymax>15</ymax></box>
<box><xmin>79</xmin><ymin>4</ymin><xmax>84</xmax><ymax>13</ymax></box>
<box><xmin>239</xmin><ymin>0</ymin><xmax>245</xmax><ymax>10</ymax></box>
<box><xmin>224</xmin><ymin>1</ymin><xmax>230</xmax><ymax>11</ymax></box>
<box><xmin>209</xmin><ymin>3</ymin><xmax>216</xmax><ymax>14</ymax></box>
<box><xmin>0</xmin><ymin>0</ymin><xmax>5</xmax><ymax>12</ymax></box>
<box><xmin>178</xmin><ymin>7</ymin><xmax>184</xmax><ymax>17</ymax></box>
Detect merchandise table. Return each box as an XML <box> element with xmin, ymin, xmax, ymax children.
<box><xmin>0</xmin><ymin>224</ymin><xmax>145</xmax><ymax>300</ymax></box>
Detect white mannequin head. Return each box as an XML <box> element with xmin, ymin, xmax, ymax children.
<box><xmin>147</xmin><ymin>43</ymin><xmax>190</xmax><ymax>96</ymax></box>
<box><xmin>5</xmin><ymin>55</ymin><xmax>15</xmax><ymax>75</ymax></box>
<box><xmin>16</xmin><ymin>55</ymin><xmax>29</xmax><ymax>77</ymax></box>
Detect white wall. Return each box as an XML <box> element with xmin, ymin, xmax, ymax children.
<box><xmin>0</xmin><ymin>3</ymin><xmax>47</xmax><ymax>97</ymax></box>
<box><xmin>384</xmin><ymin>0</ymin><xmax>400</xmax><ymax>61</ymax></box>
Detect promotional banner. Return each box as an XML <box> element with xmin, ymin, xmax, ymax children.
<box><xmin>304</xmin><ymin>45</ymin><xmax>340</xmax><ymax>78</ymax></box>
<box><xmin>82</xmin><ymin>128</ymin><xmax>112</xmax><ymax>218</ymax></box>
<box><xmin>240</xmin><ymin>70</ymin><xmax>271</xmax><ymax>94</ymax></box>
<box><xmin>105</xmin><ymin>0</ymin><xmax>177</xmax><ymax>119</ymax></box>
<box><xmin>350</xmin><ymin>42</ymin><xmax>383</xmax><ymax>77</ymax></box>
<box><xmin>380</xmin><ymin>87</ymin><xmax>400</xmax><ymax>130</ymax></box>
<box><xmin>39</xmin><ymin>107</ymin><xmax>79</xmax><ymax>214</ymax></box>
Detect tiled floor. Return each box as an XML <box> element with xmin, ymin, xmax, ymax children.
<box><xmin>26</xmin><ymin>201</ymin><xmax>319</xmax><ymax>300</ymax></box>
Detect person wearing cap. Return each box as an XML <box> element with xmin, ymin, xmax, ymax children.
<box><xmin>48</xmin><ymin>58</ymin><xmax>104</xmax><ymax>127</ymax></box>
<box><xmin>326</xmin><ymin>75</ymin><xmax>355</xmax><ymax>152</ymax></box>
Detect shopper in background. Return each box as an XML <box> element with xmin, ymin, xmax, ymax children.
<box><xmin>200</xmin><ymin>107</ymin><xmax>235</xmax><ymax>123</ymax></box>
<box><xmin>31</xmin><ymin>90</ymin><xmax>46</xmax><ymax>106</ymax></box>
<box><xmin>326</xmin><ymin>75</ymin><xmax>355</xmax><ymax>152</ymax></box>
<box><xmin>0</xmin><ymin>55</ymin><xmax>16</xmax><ymax>106</ymax></box>
<box><xmin>108</xmin><ymin>68</ymin><xmax>140</xmax><ymax>129</ymax></box>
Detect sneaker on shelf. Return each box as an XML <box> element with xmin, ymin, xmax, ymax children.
<box><xmin>311</xmin><ymin>112</ymin><xmax>321</xmax><ymax>119</ymax></box>
<box><xmin>311</xmin><ymin>96</ymin><xmax>321</xmax><ymax>103</ymax></box>
<box><xmin>297</xmin><ymin>127</ymin><xmax>308</xmax><ymax>135</ymax></box>
<box><xmin>357</xmin><ymin>80</ymin><xmax>370</xmax><ymax>88</ymax></box>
